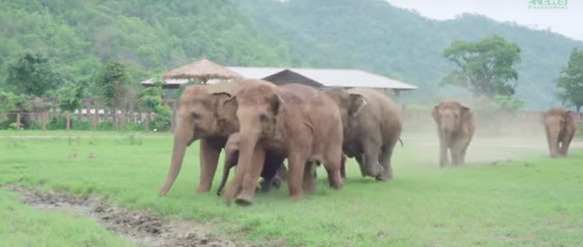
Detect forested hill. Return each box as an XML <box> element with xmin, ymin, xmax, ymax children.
<box><xmin>238</xmin><ymin>0</ymin><xmax>583</xmax><ymax>109</ymax></box>
<box><xmin>1</xmin><ymin>0</ymin><xmax>581</xmax><ymax>109</ymax></box>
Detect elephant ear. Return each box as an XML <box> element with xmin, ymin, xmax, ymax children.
<box><xmin>348</xmin><ymin>94</ymin><xmax>367</xmax><ymax>116</ymax></box>
<box><xmin>460</xmin><ymin>105</ymin><xmax>473</xmax><ymax>121</ymax></box>
<box><xmin>269</xmin><ymin>94</ymin><xmax>281</xmax><ymax>116</ymax></box>
<box><xmin>212</xmin><ymin>92</ymin><xmax>238</xmax><ymax>118</ymax></box>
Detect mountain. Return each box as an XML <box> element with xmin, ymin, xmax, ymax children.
<box><xmin>1</xmin><ymin>0</ymin><xmax>581</xmax><ymax>109</ymax></box>
<box><xmin>238</xmin><ymin>0</ymin><xmax>583</xmax><ymax>109</ymax></box>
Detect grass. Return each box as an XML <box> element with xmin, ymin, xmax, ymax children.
<box><xmin>1</xmin><ymin>130</ymin><xmax>583</xmax><ymax>246</ymax></box>
<box><xmin>0</xmin><ymin>189</ymin><xmax>133</xmax><ymax>247</ymax></box>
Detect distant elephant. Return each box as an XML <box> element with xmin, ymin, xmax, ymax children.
<box><xmin>432</xmin><ymin>100</ymin><xmax>475</xmax><ymax>167</ymax></box>
<box><xmin>223</xmin><ymin>84</ymin><xmax>344</xmax><ymax>205</ymax></box>
<box><xmin>542</xmin><ymin>107</ymin><xmax>578</xmax><ymax>158</ymax></box>
<box><xmin>324</xmin><ymin>88</ymin><xmax>402</xmax><ymax>180</ymax></box>
<box><xmin>158</xmin><ymin>79</ymin><xmax>279</xmax><ymax>196</ymax></box>
<box><xmin>216</xmin><ymin>132</ymin><xmax>286</xmax><ymax>196</ymax></box>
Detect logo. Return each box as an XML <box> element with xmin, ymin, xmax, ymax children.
<box><xmin>528</xmin><ymin>0</ymin><xmax>568</xmax><ymax>9</ymax></box>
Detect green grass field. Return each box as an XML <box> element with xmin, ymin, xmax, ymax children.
<box><xmin>1</xmin><ymin>130</ymin><xmax>582</xmax><ymax>246</ymax></box>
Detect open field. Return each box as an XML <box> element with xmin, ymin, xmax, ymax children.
<box><xmin>1</xmin><ymin>130</ymin><xmax>583</xmax><ymax>246</ymax></box>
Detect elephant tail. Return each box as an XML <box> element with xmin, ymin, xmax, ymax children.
<box><xmin>398</xmin><ymin>138</ymin><xmax>404</xmax><ymax>147</ymax></box>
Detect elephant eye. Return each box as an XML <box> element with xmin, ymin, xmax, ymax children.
<box><xmin>259</xmin><ymin>113</ymin><xmax>268</xmax><ymax>122</ymax></box>
<box><xmin>191</xmin><ymin>112</ymin><xmax>201</xmax><ymax>119</ymax></box>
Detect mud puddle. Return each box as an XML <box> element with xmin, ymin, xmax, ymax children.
<box><xmin>3</xmin><ymin>186</ymin><xmax>252</xmax><ymax>247</ymax></box>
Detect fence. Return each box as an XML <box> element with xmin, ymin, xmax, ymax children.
<box><xmin>401</xmin><ymin>107</ymin><xmax>583</xmax><ymax>135</ymax></box>
<box><xmin>0</xmin><ymin>98</ymin><xmax>179</xmax><ymax>132</ymax></box>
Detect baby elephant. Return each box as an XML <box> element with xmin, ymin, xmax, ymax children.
<box><xmin>542</xmin><ymin>107</ymin><xmax>578</xmax><ymax>158</ymax></box>
<box><xmin>216</xmin><ymin>133</ymin><xmax>285</xmax><ymax>196</ymax></box>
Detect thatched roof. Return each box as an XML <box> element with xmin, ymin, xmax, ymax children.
<box><xmin>162</xmin><ymin>58</ymin><xmax>243</xmax><ymax>81</ymax></box>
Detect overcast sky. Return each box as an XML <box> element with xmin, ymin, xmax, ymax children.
<box><xmin>385</xmin><ymin>0</ymin><xmax>583</xmax><ymax>41</ymax></box>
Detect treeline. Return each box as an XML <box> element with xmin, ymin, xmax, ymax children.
<box><xmin>0</xmin><ymin>0</ymin><xmax>582</xmax><ymax>110</ymax></box>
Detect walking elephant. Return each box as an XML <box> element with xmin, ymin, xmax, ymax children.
<box><xmin>223</xmin><ymin>84</ymin><xmax>344</xmax><ymax>206</ymax></box>
<box><xmin>542</xmin><ymin>107</ymin><xmax>578</xmax><ymax>158</ymax></box>
<box><xmin>158</xmin><ymin>79</ymin><xmax>279</xmax><ymax>196</ymax></box>
<box><xmin>216</xmin><ymin>132</ymin><xmax>286</xmax><ymax>196</ymax></box>
<box><xmin>324</xmin><ymin>88</ymin><xmax>402</xmax><ymax>180</ymax></box>
<box><xmin>432</xmin><ymin>100</ymin><xmax>475</xmax><ymax>167</ymax></box>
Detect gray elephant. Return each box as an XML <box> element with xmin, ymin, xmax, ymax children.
<box><xmin>542</xmin><ymin>107</ymin><xmax>578</xmax><ymax>158</ymax></box>
<box><xmin>324</xmin><ymin>88</ymin><xmax>402</xmax><ymax>181</ymax></box>
<box><xmin>432</xmin><ymin>100</ymin><xmax>475</xmax><ymax>167</ymax></box>
<box><xmin>158</xmin><ymin>79</ymin><xmax>280</xmax><ymax>196</ymax></box>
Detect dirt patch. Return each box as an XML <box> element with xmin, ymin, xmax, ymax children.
<box><xmin>3</xmin><ymin>186</ymin><xmax>252</xmax><ymax>247</ymax></box>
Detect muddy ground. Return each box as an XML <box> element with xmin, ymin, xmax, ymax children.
<box><xmin>4</xmin><ymin>186</ymin><xmax>258</xmax><ymax>247</ymax></box>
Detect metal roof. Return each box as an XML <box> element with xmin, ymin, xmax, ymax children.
<box><xmin>228</xmin><ymin>67</ymin><xmax>418</xmax><ymax>90</ymax></box>
<box><xmin>141</xmin><ymin>66</ymin><xmax>418</xmax><ymax>91</ymax></box>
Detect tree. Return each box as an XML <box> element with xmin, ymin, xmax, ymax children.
<box><xmin>57</xmin><ymin>81</ymin><xmax>84</xmax><ymax>113</ymax></box>
<box><xmin>441</xmin><ymin>35</ymin><xmax>521</xmax><ymax>98</ymax></box>
<box><xmin>94</xmin><ymin>60</ymin><xmax>131</xmax><ymax>110</ymax></box>
<box><xmin>556</xmin><ymin>50</ymin><xmax>583</xmax><ymax>112</ymax></box>
<box><xmin>139</xmin><ymin>78</ymin><xmax>171</xmax><ymax>131</ymax></box>
<box><xmin>6</xmin><ymin>52</ymin><xmax>64</xmax><ymax>97</ymax></box>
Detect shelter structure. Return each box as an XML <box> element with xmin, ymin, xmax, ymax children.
<box><xmin>228</xmin><ymin>67</ymin><xmax>418</xmax><ymax>93</ymax></box>
<box><xmin>141</xmin><ymin>61</ymin><xmax>418</xmax><ymax>93</ymax></box>
<box><xmin>142</xmin><ymin>58</ymin><xmax>243</xmax><ymax>89</ymax></box>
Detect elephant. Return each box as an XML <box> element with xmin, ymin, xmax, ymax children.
<box><xmin>216</xmin><ymin>132</ymin><xmax>286</xmax><ymax>196</ymax></box>
<box><xmin>223</xmin><ymin>83</ymin><xmax>344</xmax><ymax>205</ymax></box>
<box><xmin>432</xmin><ymin>100</ymin><xmax>475</xmax><ymax>167</ymax></box>
<box><xmin>158</xmin><ymin>79</ymin><xmax>279</xmax><ymax>196</ymax></box>
<box><xmin>542</xmin><ymin>107</ymin><xmax>578</xmax><ymax>158</ymax></box>
<box><xmin>324</xmin><ymin>88</ymin><xmax>402</xmax><ymax>181</ymax></box>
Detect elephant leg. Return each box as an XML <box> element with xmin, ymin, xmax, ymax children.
<box><xmin>451</xmin><ymin>138</ymin><xmax>465</xmax><ymax>166</ymax></box>
<box><xmin>197</xmin><ymin>139</ymin><xmax>221</xmax><ymax>193</ymax></box>
<box><xmin>235</xmin><ymin>146</ymin><xmax>266</xmax><ymax>206</ymax></box>
<box><xmin>363</xmin><ymin>141</ymin><xmax>383</xmax><ymax>178</ymax></box>
<box><xmin>302</xmin><ymin>162</ymin><xmax>317</xmax><ymax>194</ymax></box>
<box><xmin>216</xmin><ymin>150</ymin><xmax>238</xmax><ymax>196</ymax></box>
<box><xmin>355</xmin><ymin>154</ymin><xmax>366</xmax><ymax>177</ymax></box>
<box><xmin>560</xmin><ymin>135</ymin><xmax>573</xmax><ymax>157</ymax></box>
<box><xmin>259</xmin><ymin>153</ymin><xmax>285</xmax><ymax>193</ymax></box>
<box><xmin>439</xmin><ymin>140</ymin><xmax>450</xmax><ymax>168</ymax></box>
<box><xmin>377</xmin><ymin>142</ymin><xmax>396</xmax><ymax>181</ymax></box>
<box><xmin>340</xmin><ymin>154</ymin><xmax>347</xmax><ymax>179</ymax></box>
<box><xmin>287</xmin><ymin>151</ymin><xmax>310</xmax><ymax>200</ymax></box>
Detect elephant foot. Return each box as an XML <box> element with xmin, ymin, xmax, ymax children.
<box><xmin>375</xmin><ymin>174</ymin><xmax>390</xmax><ymax>181</ymax></box>
<box><xmin>196</xmin><ymin>186</ymin><xmax>211</xmax><ymax>194</ymax></box>
<box><xmin>290</xmin><ymin>194</ymin><xmax>304</xmax><ymax>201</ymax></box>
<box><xmin>271</xmin><ymin>176</ymin><xmax>282</xmax><ymax>189</ymax></box>
<box><xmin>235</xmin><ymin>194</ymin><xmax>254</xmax><ymax>206</ymax></box>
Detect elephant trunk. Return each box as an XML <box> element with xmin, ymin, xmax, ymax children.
<box><xmin>547</xmin><ymin>125</ymin><xmax>560</xmax><ymax>158</ymax></box>
<box><xmin>159</xmin><ymin>121</ymin><xmax>194</xmax><ymax>195</ymax></box>
<box><xmin>223</xmin><ymin>131</ymin><xmax>262</xmax><ymax>205</ymax></box>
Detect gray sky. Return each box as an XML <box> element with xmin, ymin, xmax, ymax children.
<box><xmin>385</xmin><ymin>0</ymin><xmax>583</xmax><ymax>41</ymax></box>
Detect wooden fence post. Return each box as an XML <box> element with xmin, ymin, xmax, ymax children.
<box><xmin>16</xmin><ymin>113</ymin><xmax>21</xmax><ymax>130</ymax></box>
<box><xmin>144</xmin><ymin>113</ymin><xmax>150</xmax><ymax>132</ymax></box>
<box><xmin>85</xmin><ymin>99</ymin><xmax>91</xmax><ymax>121</ymax></box>
<box><xmin>129</xmin><ymin>101</ymin><xmax>135</xmax><ymax>122</ymax></box>
<box><xmin>42</xmin><ymin>112</ymin><xmax>47</xmax><ymax>132</ymax></box>
<box><xmin>120</xmin><ymin>110</ymin><xmax>125</xmax><ymax>131</ymax></box>
<box><xmin>93</xmin><ymin>101</ymin><xmax>99</xmax><ymax>131</ymax></box>
<box><xmin>66</xmin><ymin>112</ymin><xmax>71</xmax><ymax>131</ymax></box>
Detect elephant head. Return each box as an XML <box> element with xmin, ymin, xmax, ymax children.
<box><xmin>432</xmin><ymin>101</ymin><xmax>472</xmax><ymax>135</ymax></box>
<box><xmin>543</xmin><ymin>108</ymin><xmax>578</xmax><ymax>158</ymax></box>
<box><xmin>323</xmin><ymin>89</ymin><xmax>367</xmax><ymax>140</ymax></box>
<box><xmin>158</xmin><ymin>83</ymin><xmax>239</xmax><ymax>196</ymax></box>
<box><xmin>222</xmin><ymin>84</ymin><xmax>281</xmax><ymax>205</ymax></box>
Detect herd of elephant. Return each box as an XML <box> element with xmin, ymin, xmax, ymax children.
<box><xmin>157</xmin><ymin>78</ymin><xmax>579</xmax><ymax>206</ymax></box>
